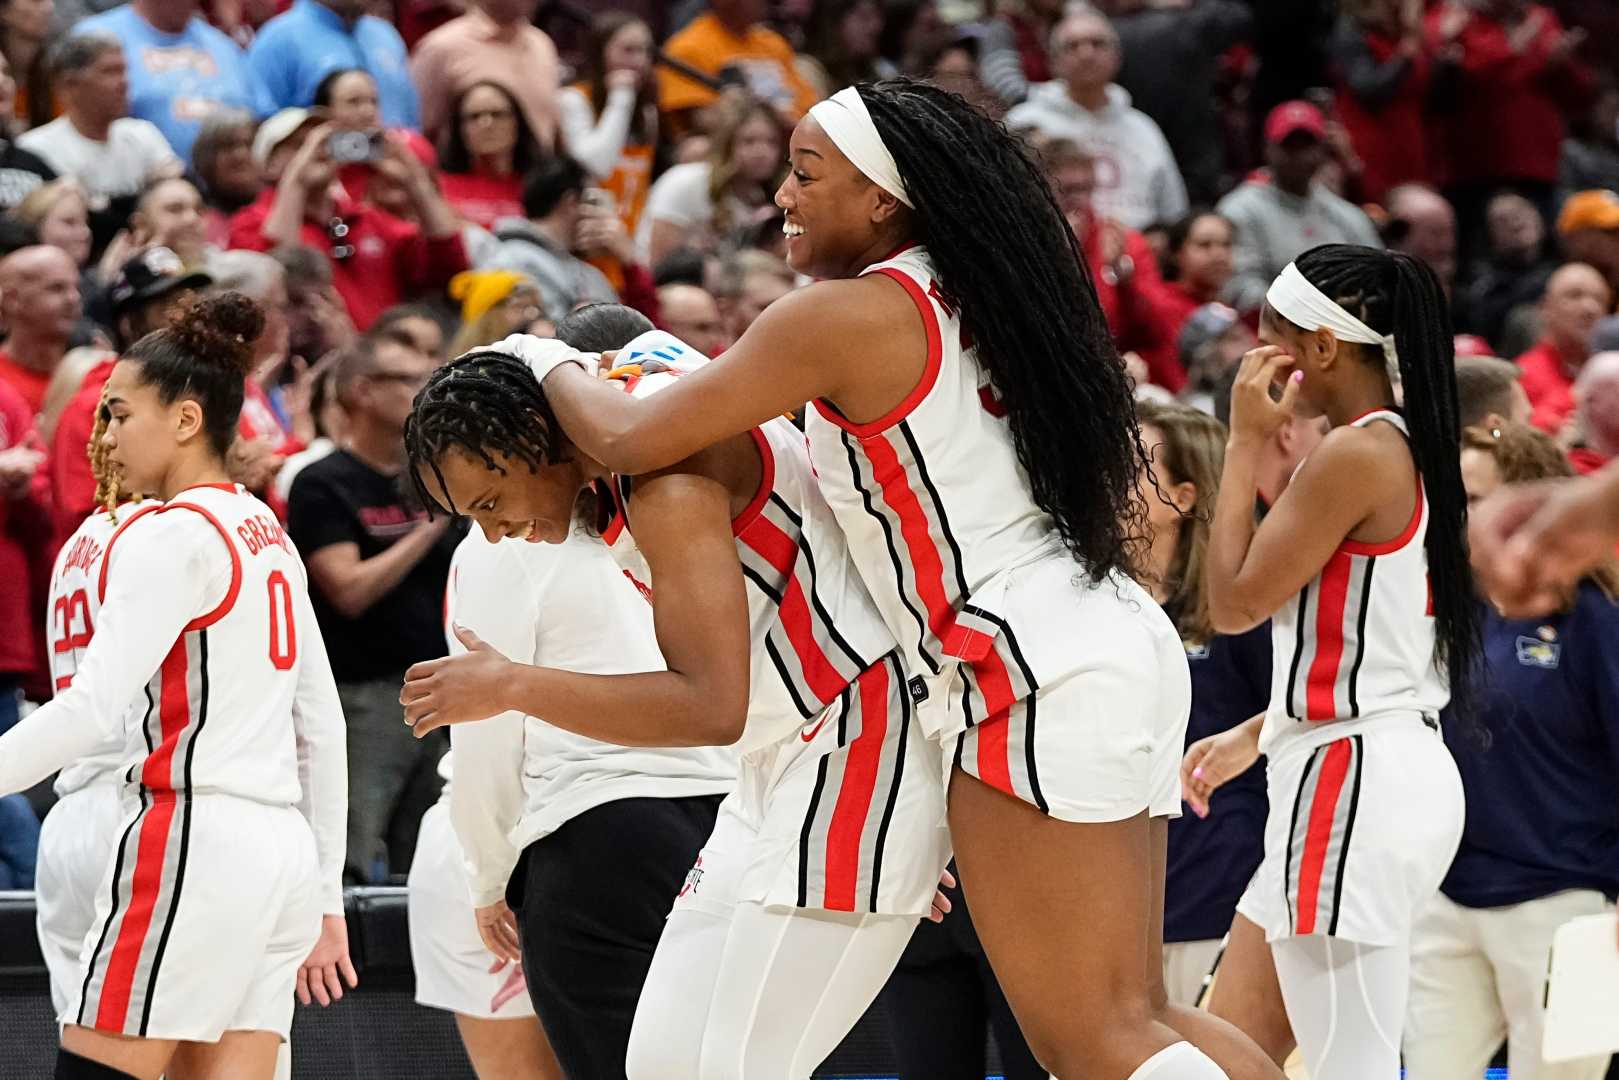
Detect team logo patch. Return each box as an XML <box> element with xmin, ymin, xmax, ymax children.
<box><xmin>1184</xmin><ymin>643</ymin><xmax>1210</xmax><ymax>660</ymax></box>
<box><xmin>1515</xmin><ymin>636</ymin><xmax>1561</xmax><ymax>669</ymax></box>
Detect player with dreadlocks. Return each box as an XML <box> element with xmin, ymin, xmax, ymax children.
<box><xmin>483</xmin><ymin>79</ymin><xmax>1278</xmax><ymax>1080</ymax></box>
<box><xmin>34</xmin><ymin>392</ymin><xmax>161</xmax><ymax>1026</ymax></box>
<box><xmin>400</xmin><ymin>308</ymin><xmax>952</xmax><ymax>1078</ymax></box>
<box><xmin>1192</xmin><ymin>244</ymin><xmax>1481</xmax><ymax>1080</ymax></box>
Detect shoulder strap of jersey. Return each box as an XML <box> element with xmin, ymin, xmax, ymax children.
<box><xmin>152</xmin><ymin>501</ymin><xmax>244</xmax><ymax>631</ymax></box>
<box><xmin>94</xmin><ymin>503</ymin><xmax>164</xmax><ymax>605</ymax></box>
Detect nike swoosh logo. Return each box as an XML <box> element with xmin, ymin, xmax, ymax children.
<box><xmin>800</xmin><ymin>714</ymin><xmax>830</xmax><ymax>742</ymax></box>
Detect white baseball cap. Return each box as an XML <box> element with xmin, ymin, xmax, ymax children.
<box><xmin>251</xmin><ymin>107</ymin><xmax>323</xmax><ymax>168</ymax></box>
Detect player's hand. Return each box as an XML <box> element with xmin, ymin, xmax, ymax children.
<box><xmin>1227</xmin><ymin>346</ymin><xmax>1301</xmax><ymax>448</ymax></box>
<box><xmin>1181</xmin><ymin>718</ymin><xmax>1263</xmax><ymax>819</ymax></box>
<box><xmin>297</xmin><ymin>914</ymin><xmax>359</xmax><ymax>1006</ymax></box>
<box><xmin>483</xmin><ymin>333</ymin><xmax>595</xmax><ymax>386</ymax></box>
<box><xmin>926</xmin><ymin>866</ymin><xmax>956</xmax><ymax>924</ymax></box>
<box><xmin>489</xmin><ymin>958</ymin><xmax>528</xmax><ymax>1012</ymax></box>
<box><xmin>476</xmin><ymin>900</ymin><xmax>522</xmax><ymax>967</ymax></box>
<box><xmin>1469</xmin><ymin>473</ymin><xmax>1619</xmax><ymax>617</ymax></box>
<box><xmin>401</xmin><ymin>625</ymin><xmax>514</xmax><ymax>736</ymax></box>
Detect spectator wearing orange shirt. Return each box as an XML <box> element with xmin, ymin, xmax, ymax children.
<box><xmin>1516</xmin><ymin>261</ymin><xmax>1610</xmax><ymax>437</ymax></box>
<box><xmin>659</xmin><ymin>0</ymin><xmax>819</xmax><ymax>128</ymax></box>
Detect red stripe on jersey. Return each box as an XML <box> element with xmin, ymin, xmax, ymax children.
<box><xmin>1295</xmin><ymin>740</ymin><xmax>1352</xmax><ymax>935</ymax></box>
<box><xmin>1305</xmin><ymin>550</ymin><xmax>1353</xmax><ymax>721</ymax></box>
<box><xmin>861</xmin><ymin>433</ymin><xmax>956</xmax><ymax>651</ymax></box>
<box><xmin>738</xmin><ymin>515</ymin><xmax>847</xmax><ymax>703</ymax></box>
<box><xmin>810</xmin><ymin>268</ymin><xmax>943</xmax><ymax>438</ymax></box>
<box><xmin>1341</xmin><ymin>478</ymin><xmax>1425</xmax><ymax>556</ymax></box>
<box><xmin>822</xmin><ymin>662</ymin><xmax>890</xmax><ymax>911</ymax></box>
<box><xmin>729</xmin><ymin>429</ymin><xmax>774</xmax><ymax>536</ymax></box>
<box><xmin>142</xmin><ymin>639</ymin><xmax>192</xmax><ymax>791</ymax></box>
<box><xmin>94</xmin><ymin>790</ymin><xmax>177</xmax><ymax>1031</ymax></box>
<box><xmin>971</xmin><ymin>645</ymin><xmax>1020</xmax><ymax>794</ymax></box>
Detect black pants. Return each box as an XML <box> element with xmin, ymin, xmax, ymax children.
<box><xmin>509</xmin><ymin>794</ymin><xmax>722</xmax><ymax>1080</ymax></box>
<box><xmin>879</xmin><ymin>861</ymin><xmax>1046</xmax><ymax>1080</ymax></box>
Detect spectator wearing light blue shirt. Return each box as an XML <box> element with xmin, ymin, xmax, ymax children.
<box><xmin>77</xmin><ymin>0</ymin><xmax>274</xmax><ymax>162</ymax></box>
<box><xmin>248</xmin><ymin>0</ymin><xmax>419</xmax><ymax>132</ymax></box>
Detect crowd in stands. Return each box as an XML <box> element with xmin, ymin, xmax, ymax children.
<box><xmin>0</xmin><ymin>0</ymin><xmax>1617</xmax><ymax>917</ymax></box>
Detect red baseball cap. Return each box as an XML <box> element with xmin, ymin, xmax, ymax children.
<box><xmin>1265</xmin><ymin>101</ymin><xmax>1327</xmax><ymax>145</ymax></box>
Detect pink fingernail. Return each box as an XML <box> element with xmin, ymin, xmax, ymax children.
<box><xmin>1291</xmin><ymin>371</ymin><xmax>1304</xmax><ymax>384</ymax></box>
<box><xmin>1192</xmin><ymin>766</ymin><xmax>1203</xmax><ymax>780</ymax></box>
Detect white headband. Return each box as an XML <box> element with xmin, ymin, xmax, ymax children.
<box><xmin>1266</xmin><ymin>261</ymin><xmax>1398</xmax><ymax>372</ymax></box>
<box><xmin>807</xmin><ymin>87</ymin><xmax>913</xmax><ymax>209</ymax></box>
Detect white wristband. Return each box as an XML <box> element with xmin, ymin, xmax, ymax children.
<box><xmin>486</xmin><ymin>334</ymin><xmax>591</xmax><ymax>385</ymax></box>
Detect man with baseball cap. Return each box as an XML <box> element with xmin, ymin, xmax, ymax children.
<box><xmin>1557</xmin><ymin>189</ymin><xmax>1619</xmax><ymax>301</ymax></box>
<box><xmin>1216</xmin><ymin>100</ymin><xmax>1381</xmax><ymax>312</ymax></box>
<box><xmin>47</xmin><ymin>247</ymin><xmax>210</xmax><ymax>539</ymax></box>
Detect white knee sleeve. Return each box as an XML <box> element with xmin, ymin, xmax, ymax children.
<box><xmin>1126</xmin><ymin>1042</ymin><xmax>1230</xmax><ymax>1080</ymax></box>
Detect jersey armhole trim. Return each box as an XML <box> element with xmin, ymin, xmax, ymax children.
<box><xmin>810</xmin><ymin>266</ymin><xmax>943</xmax><ymax>439</ymax></box>
<box><xmin>95</xmin><ymin>504</ymin><xmax>165</xmax><ymax>604</ymax></box>
<box><xmin>155</xmin><ymin>501</ymin><xmax>244</xmax><ymax>630</ymax></box>
<box><xmin>730</xmin><ymin>428</ymin><xmax>775</xmax><ymax>536</ymax></box>
<box><xmin>1339</xmin><ymin>475</ymin><xmax>1424</xmax><ymax>556</ymax></box>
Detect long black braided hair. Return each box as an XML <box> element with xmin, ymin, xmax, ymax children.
<box><xmin>404</xmin><ymin>350</ymin><xmax>567</xmax><ymax>517</ymax></box>
<box><xmin>1289</xmin><ymin>243</ymin><xmax>1481</xmax><ymax>700</ymax></box>
<box><xmin>859</xmin><ymin>79</ymin><xmax>1146</xmax><ymax>581</ymax></box>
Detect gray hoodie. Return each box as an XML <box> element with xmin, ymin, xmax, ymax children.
<box><xmin>1006</xmin><ymin>82</ymin><xmax>1188</xmax><ymax>230</ymax></box>
<box><xmin>1215</xmin><ymin>181</ymin><xmax>1382</xmax><ymax>312</ymax></box>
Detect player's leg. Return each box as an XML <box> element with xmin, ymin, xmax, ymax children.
<box><xmin>1402</xmin><ymin>893</ymin><xmax>1504</xmax><ymax>1080</ymax></box>
<box><xmin>1147</xmin><ymin>815</ymin><xmax>1286</xmax><ymax>1078</ymax></box>
<box><xmin>879</xmin><ymin>902</ymin><xmax>992</xmax><ymax>1079</ymax></box>
<box><xmin>978</xmin><ymin>949</ymin><xmax>1049</xmax><ymax>1080</ymax></box>
<box><xmin>57</xmin><ymin>1029</ymin><xmax>177</xmax><ymax>1080</ymax></box>
<box><xmin>1271</xmin><ymin>934</ymin><xmax>1408</xmax><ymax>1080</ymax></box>
<box><xmin>1481</xmin><ymin>890</ymin><xmax>1614</xmax><ymax>1080</ymax></box>
<box><xmin>37</xmin><ymin>787</ymin><xmax>122</xmax><ymax>1020</ymax></box>
<box><xmin>625</xmin><ymin>906</ymin><xmax>733</xmax><ymax>1079</ymax></box>
<box><xmin>453</xmin><ymin>1015</ymin><xmax>562</xmax><ymax>1080</ymax></box>
<box><xmin>164</xmin><ymin>1031</ymin><xmax>281</xmax><ymax>1079</ymax></box>
<box><xmin>1205</xmin><ymin>916</ymin><xmax>1295</xmax><ymax>1066</ymax></box>
<box><xmin>696</xmin><ymin>902</ymin><xmax>916</xmax><ymax>1079</ymax></box>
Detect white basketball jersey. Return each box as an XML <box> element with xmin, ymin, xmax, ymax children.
<box><xmin>46</xmin><ymin>501</ymin><xmax>159</xmax><ymax>797</ymax></box>
<box><xmin>600</xmin><ymin>335</ymin><xmax>900</xmax><ymax>756</ymax></box>
<box><xmin>803</xmin><ymin>245</ymin><xmax>1083</xmax><ymax>739</ymax></box>
<box><xmin>1260</xmin><ymin>411</ymin><xmax>1449</xmax><ymax>761</ymax></box>
<box><xmin>96</xmin><ymin>483</ymin><xmax>321</xmax><ymax>802</ymax></box>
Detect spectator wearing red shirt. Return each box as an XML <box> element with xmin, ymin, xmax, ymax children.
<box><xmin>1427</xmin><ymin>1</ymin><xmax>1593</xmax><ymax>244</ymax></box>
<box><xmin>1516</xmin><ymin>261</ymin><xmax>1611</xmax><ymax>436</ymax></box>
<box><xmin>0</xmin><ymin>377</ymin><xmax>47</xmax><ymax>725</ymax></box>
<box><xmin>230</xmin><ymin>117</ymin><xmax>467</xmax><ymax>331</ymax></box>
<box><xmin>1331</xmin><ymin>0</ymin><xmax>1435</xmax><ymax>205</ymax></box>
<box><xmin>48</xmin><ymin>247</ymin><xmax>212</xmax><ymax>547</ymax></box>
<box><xmin>0</xmin><ymin>246</ymin><xmax>81</xmax><ymax>416</ymax></box>
<box><xmin>1043</xmin><ymin>137</ymin><xmax>1180</xmax><ymax>390</ymax></box>
<box><xmin>1142</xmin><ymin>210</ymin><xmax>1236</xmax><ymax>393</ymax></box>
<box><xmin>435</xmin><ymin>82</ymin><xmax>543</xmax><ymax>231</ymax></box>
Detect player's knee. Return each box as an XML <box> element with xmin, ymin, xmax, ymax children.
<box><xmin>54</xmin><ymin>1048</ymin><xmax>141</xmax><ymax>1080</ymax></box>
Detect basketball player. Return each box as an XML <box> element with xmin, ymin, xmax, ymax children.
<box><xmin>400</xmin><ymin>310</ymin><xmax>952</xmax><ymax>1077</ymax></box>
<box><xmin>411</xmin><ymin>307</ymin><xmax>736</xmax><ymax>1079</ymax></box>
<box><xmin>492</xmin><ymin>80</ymin><xmax>1277</xmax><ymax>1079</ymax></box>
<box><xmin>1194</xmin><ymin>245</ymin><xmax>1480</xmax><ymax>1080</ymax></box>
<box><xmin>35</xmin><ymin>405</ymin><xmax>157</xmax><ymax>1023</ymax></box>
<box><xmin>0</xmin><ymin>294</ymin><xmax>352</xmax><ymax>1080</ymax></box>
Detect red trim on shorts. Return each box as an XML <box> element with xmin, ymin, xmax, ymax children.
<box><xmin>730</xmin><ymin>428</ymin><xmax>774</xmax><ymax>536</ymax></box>
<box><xmin>822</xmin><ymin>661</ymin><xmax>890</xmax><ymax>911</ymax></box>
<box><xmin>97</xmin><ymin>638</ymin><xmax>190</xmax><ymax>1030</ymax></box>
<box><xmin>1305</xmin><ymin>550</ymin><xmax>1352</xmax><ymax>721</ymax></box>
<box><xmin>157</xmin><ymin>503</ymin><xmax>243</xmax><ymax>631</ymax></box>
<box><xmin>1295</xmin><ymin>740</ymin><xmax>1352</xmax><ymax>935</ymax></box>
<box><xmin>810</xmin><ymin>268</ymin><xmax>943</xmax><ymax>438</ymax></box>
<box><xmin>971</xmin><ymin>645</ymin><xmax>1019</xmax><ymax>795</ymax></box>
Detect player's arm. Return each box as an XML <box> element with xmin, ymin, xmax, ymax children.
<box><xmin>403</xmin><ymin>463</ymin><xmax>752</xmax><ymax>747</ymax></box>
<box><xmin>0</xmin><ymin>515</ymin><xmax>215</xmax><ymax>794</ymax></box>
<box><xmin>288</xmin><ymin>561</ymin><xmax>349</xmax><ymax>916</ymax></box>
<box><xmin>1207</xmin><ymin>348</ymin><xmax>1386</xmax><ymax>633</ymax></box>
<box><xmin>446</xmin><ymin>543</ymin><xmax>537</xmax><ymax>906</ymax></box>
<box><xmin>539</xmin><ymin>276</ymin><xmax>899</xmax><ymax>475</ymax></box>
